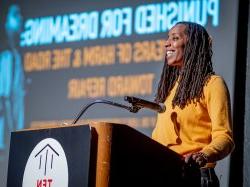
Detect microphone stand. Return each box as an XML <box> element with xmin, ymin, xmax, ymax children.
<box><xmin>71</xmin><ymin>99</ymin><xmax>141</xmax><ymax>125</ymax></box>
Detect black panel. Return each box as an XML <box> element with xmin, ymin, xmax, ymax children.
<box><xmin>7</xmin><ymin>125</ymin><xmax>91</xmax><ymax>187</ymax></box>
<box><xmin>244</xmin><ymin>1</ymin><xmax>250</xmax><ymax>186</ymax></box>
<box><xmin>230</xmin><ymin>0</ymin><xmax>249</xmax><ymax>187</ymax></box>
<box><xmin>109</xmin><ymin>124</ymin><xmax>184</xmax><ymax>187</ymax></box>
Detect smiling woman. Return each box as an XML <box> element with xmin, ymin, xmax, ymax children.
<box><xmin>152</xmin><ymin>22</ymin><xmax>234</xmax><ymax>187</ymax></box>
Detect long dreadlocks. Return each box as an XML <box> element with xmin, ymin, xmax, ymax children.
<box><xmin>155</xmin><ymin>22</ymin><xmax>214</xmax><ymax>109</ymax></box>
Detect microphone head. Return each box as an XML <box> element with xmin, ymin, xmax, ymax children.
<box><xmin>158</xmin><ymin>103</ymin><xmax>166</xmax><ymax>113</ymax></box>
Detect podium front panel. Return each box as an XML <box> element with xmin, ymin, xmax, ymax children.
<box><xmin>7</xmin><ymin>125</ymin><xmax>92</xmax><ymax>187</ymax></box>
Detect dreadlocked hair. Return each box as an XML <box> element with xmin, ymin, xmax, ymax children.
<box><xmin>155</xmin><ymin>22</ymin><xmax>214</xmax><ymax>109</ymax></box>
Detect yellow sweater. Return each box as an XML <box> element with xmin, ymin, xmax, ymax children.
<box><xmin>152</xmin><ymin>75</ymin><xmax>234</xmax><ymax>163</ymax></box>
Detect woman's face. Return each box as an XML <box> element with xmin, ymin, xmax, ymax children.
<box><xmin>165</xmin><ymin>24</ymin><xmax>187</xmax><ymax>67</ymax></box>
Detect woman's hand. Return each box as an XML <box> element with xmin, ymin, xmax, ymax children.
<box><xmin>184</xmin><ymin>152</ymin><xmax>209</xmax><ymax>167</ymax></box>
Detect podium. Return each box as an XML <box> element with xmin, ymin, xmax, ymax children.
<box><xmin>7</xmin><ymin>122</ymin><xmax>184</xmax><ymax>187</ymax></box>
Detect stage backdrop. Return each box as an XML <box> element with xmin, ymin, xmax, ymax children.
<box><xmin>0</xmin><ymin>0</ymin><xmax>238</xmax><ymax>186</ymax></box>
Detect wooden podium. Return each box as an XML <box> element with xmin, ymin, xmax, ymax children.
<box><xmin>7</xmin><ymin>122</ymin><xmax>184</xmax><ymax>187</ymax></box>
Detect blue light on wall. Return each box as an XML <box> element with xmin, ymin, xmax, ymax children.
<box><xmin>0</xmin><ymin>4</ymin><xmax>25</xmax><ymax>151</ymax></box>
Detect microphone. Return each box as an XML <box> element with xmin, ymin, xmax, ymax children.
<box><xmin>70</xmin><ymin>99</ymin><xmax>140</xmax><ymax>125</ymax></box>
<box><xmin>124</xmin><ymin>96</ymin><xmax>166</xmax><ymax>113</ymax></box>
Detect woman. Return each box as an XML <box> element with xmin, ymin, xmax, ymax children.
<box><xmin>152</xmin><ymin>22</ymin><xmax>234</xmax><ymax>187</ymax></box>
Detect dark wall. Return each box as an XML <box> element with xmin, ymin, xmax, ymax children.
<box><xmin>244</xmin><ymin>1</ymin><xmax>250</xmax><ymax>187</ymax></box>
<box><xmin>230</xmin><ymin>0</ymin><xmax>249</xmax><ymax>187</ymax></box>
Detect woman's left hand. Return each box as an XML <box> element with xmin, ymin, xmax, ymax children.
<box><xmin>184</xmin><ymin>152</ymin><xmax>209</xmax><ymax>167</ymax></box>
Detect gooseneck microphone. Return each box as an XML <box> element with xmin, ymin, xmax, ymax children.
<box><xmin>71</xmin><ymin>99</ymin><xmax>139</xmax><ymax>125</ymax></box>
<box><xmin>70</xmin><ymin>97</ymin><xmax>166</xmax><ymax>125</ymax></box>
<box><xmin>124</xmin><ymin>96</ymin><xmax>166</xmax><ymax>113</ymax></box>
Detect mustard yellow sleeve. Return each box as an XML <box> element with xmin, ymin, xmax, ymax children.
<box><xmin>201</xmin><ymin>77</ymin><xmax>235</xmax><ymax>162</ymax></box>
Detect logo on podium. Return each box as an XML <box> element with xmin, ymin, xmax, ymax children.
<box><xmin>22</xmin><ymin>138</ymin><xmax>69</xmax><ymax>187</ymax></box>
